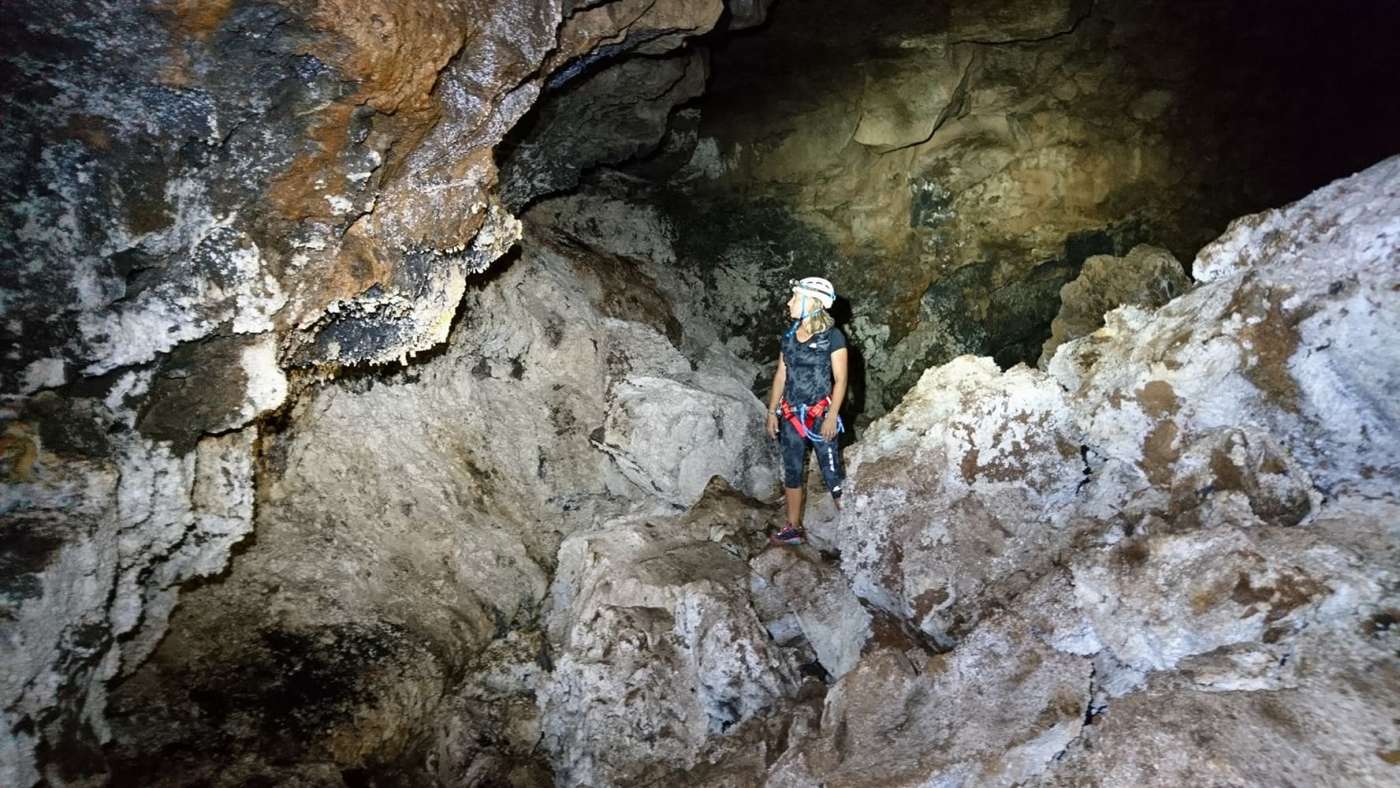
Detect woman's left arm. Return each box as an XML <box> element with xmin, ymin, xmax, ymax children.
<box><xmin>822</xmin><ymin>348</ymin><xmax>849</xmax><ymax>441</ymax></box>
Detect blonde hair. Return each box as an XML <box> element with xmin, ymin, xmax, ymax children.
<box><xmin>802</xmin><ymin>308</ymin><xmax>835</xmax><ymax>335</ymax></box>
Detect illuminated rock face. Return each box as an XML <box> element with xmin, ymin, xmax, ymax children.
<box><xmin>788</xmin><ymin>156</ymin><xmax>1399</xmax><ymax>787</ymax></box>
<box><xmin>530</xmin><ymin>156</ymin><xmax>1400</xmax><ymax>788</ymax></box>
<box><xmin>3</xmin><ymin>0</ymin><xmax>1397</xmax><ymax>784</ymax></box>
<box><xmin>659</xmin><ymin>0</ymin><xmax>1400</xmax><ymax>418</ymax></box>
<box><xmin>1</xmin><ymin>1</ymin><xmax>733</xmax><ymax>783</ymax></box>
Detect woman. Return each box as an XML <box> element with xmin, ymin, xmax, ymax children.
<box><xmin>765</xmin><ymin>276</ymin><xmax>848</xmax><ymax>546</ymax></box>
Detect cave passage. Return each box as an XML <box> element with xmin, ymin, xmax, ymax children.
<box><xmin>1</xmin><ymin>1</ymin><xmax>1398</xmax><ymax>786</ymax></box>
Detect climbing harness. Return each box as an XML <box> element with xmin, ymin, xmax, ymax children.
<box><xmin>778</xmin><ymin>396</ymin><xmax>844</xmax><ymax>444</ymax></box>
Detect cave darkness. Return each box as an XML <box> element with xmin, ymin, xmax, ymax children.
<box><xmin>2</xmin><ymin>0</ymin><xmax>1399</xmax><ymax>786</ymax></box>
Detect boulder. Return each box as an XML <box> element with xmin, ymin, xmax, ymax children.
<box><xmin>540</xmin><ymin>488</ymin><xmax>798</xmax><ymax>786</ymax></box>
<box><xmin>1039</xmin><ymin>244</ymin><xmax>1191</xmax><ymax>366</ymax></box>
<box><xmin>815</xmin><ymin>356</ymin><xmax>1086</xmax><ymax>647</ymax></box>
<box><xmin>768</xmin><ymin>612</ymin><xmax>1091</xmax><ymax>786</ymax></box>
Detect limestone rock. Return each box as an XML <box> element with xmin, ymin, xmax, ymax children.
<box><xmin>675</xmin><ymin>0</ymin><xmax>1400</xmax><ymax>413</ymax></box>
<box><xmin>100</xmin><ymin>222</ymin><xmax>779</xmax><ymax>782</ymax></box>
<box><xmin>853</xmin><ymin>42</ymin><xmax>973</xmax><ymax>150</ymax></box>
<box><xmin>1</xmin><ymin>423</ymin><xmax>258</xmax><ymax>788</ymax></box>
<box><xmin>817</xmin><ymin>356</ymin><xmax>1086</xmax><ymax>647</ymax></box>
<box><xmin>1049</xmin><ymin>521</ymin><xmax>1400</xmax><ymax>788</ymax></box>
<box><xmin>1039</xmin><ymin>243</ymin><xmax>1191</xmax><ymax>366</ymax></box>
<box><xmin>768</xmin><ymin>612</ymin><xmax>1091</xmax><ymax>787</ymax></box>
<box><xmin>797</xmin><ymin>157</ymin><xmax>1400</xmax><ymax>787</ymax></box>
<box><xmin>1049</xmin><ymin>156</ymin><xmax>1400</xmax><ymax>503</ymax></box>
<box><xmin>749</xmin><ymin>549</ymin><xmax>873</xmax><ymax>680</ymax></box>
<box><xmin>550</xmin><ymin>0</ymin><xmax>725</xmax><ymax>70</ymax></box>
<box><xmin>597</xmin><ymin>370</ymin><xmax>780</xmax><ymax>507</ymax></box>
<box><xmin>501</xmin><ymin>51</ymin><xmax>710</xmax><ymax>211</ymax></box>
<box><xmin>1</xmin><ymin>1</ymin><xmax>733</xmax><ymax>778</ymax></box>
<box><xmin>541</xmin><ymin>492</ymin><xmax>799</xmax><ymax>786</ymax></box>
<box><xmin>950</xmin><ymin>0</ymin><xmax>1089</xmax><ymax>43</ymax></box>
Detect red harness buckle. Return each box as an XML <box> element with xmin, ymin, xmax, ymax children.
<box><xmin>779</xmin><ymin>397</ymin><xmax>831</xmax><ymax>441</ymax></box>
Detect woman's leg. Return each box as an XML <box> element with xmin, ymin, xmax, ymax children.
<box><xmin>814</xmin><ymin>439</ymin><xmax>844</xmax><ymax>506</ymax></box>
<box><xmin>779</xmin><ymin>420</ymin><xmax>808</xmax><ymax>528</ymax></box>
<box><xmin>784</xmin><ymin>484</ymin><xmax>805</xmax><ymax>527</ymax></box>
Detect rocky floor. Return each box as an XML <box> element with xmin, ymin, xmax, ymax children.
<box><xmin>529</xmin><ymin>157</ymin><xmax>1400</xmax><ymax>785</ymax></box>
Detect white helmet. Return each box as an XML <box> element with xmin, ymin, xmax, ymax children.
<box><xmin>790</xmin><ymin>276</ymin><xmax>836</xmax><ymax>309</ymax></box>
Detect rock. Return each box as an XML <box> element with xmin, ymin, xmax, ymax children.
<box><xmin>99</xmin><ymin>223</ymin><xmax>780</xmax><ymax>782</ymax></box>
<box><xmin>540</xmin><ymin>487</ymin><xmax>799</xmax><ymax>786</ymax></box>
<box><xmin>549</xmin><ymin>0</ymin><xmax>725</xmax><ymax>70</ymax></box>
<box><xmin>790</xmin><ymin>157</ymin><xmax>1400</xmax><ymax>786</ymax></box>
<box><xmin>669</xmin><ymin>0</ymin><xmax>1400</xmax><ymax>415</ymax></box>
<box><xmin>1</xmin><ymin>423</ymin><xmax>258</xmax><ymax>788</ymax></box>
<box><xmin>1049</xmin><ymin>156</ymin><xmax>1400</xmax><ymax>503</ymax></box>
<box><xmin>597</xmin><ymin>371</ymin><xmax>780</xmax><ymax>507</ymax></box>
<box><xmin>749</xmin><ymin>549</ymin><xmax>873</xmax><ymax>679</ymax></box>
<box><xmin>950</xmin><ymin>0</ymin><xmax>1088</xmax><ymax>43</ymax></box>
<box><xmin>1071</xmin><ymin>524</ymin><xmax>1350</xmax><ymax>674</ymax></box>
<box><xmin>852</xmin><ymin>42</ymin><xmax>973</xmax><ymax>150</ymax></box>
<box><xmin>819</xmin><ymin>356</ymin><xmax>1087</xmax><ymax>647</ymax></box>
<box><xmin>768</xmin><ymin>612</ymin><xmax>1091</xmax><ymax>786</ymax></box>
<box><xmin>6</xmin><ymin>1</ymin><xmax>1400</xmax><ymax>784</ymax></box>
<box><xmin>1048</xmin><ymin>530</ymin><xmax>1400</xmax><ymax>787</ymax></box>
<box><xmin>500</xmin><ymin>51</ymin><xmax>710</xmax><ymax>210</ymax></box>
<box><xmin>1040</xmin><ymin>243</ymin><xmax>1191</xmax><ymax>366</ymax></box>
<box><xmin>1</xmin><ymin>0</ymin><xmax>733</xmax><ymax>778</ymax></box>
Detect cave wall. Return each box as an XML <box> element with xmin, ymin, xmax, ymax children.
<box><xmin>641</xmin><ymin>0</ymin><xmax>1400</xmax><ymax>419</ymax></box>
<box><xmin>102</xmin><ymin>226</ymin><xmax>780</xmax><ymax>784</ymax></box>
<box><xmin>0</xmin><ymin>0</ymin><xmax>752</xmax><ymax>783</ymax></box>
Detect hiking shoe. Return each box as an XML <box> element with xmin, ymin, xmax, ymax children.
<box><xmin>769</xmin><ymin>523</ymin><xmax>805</xmax><ymax>546</ymax></box>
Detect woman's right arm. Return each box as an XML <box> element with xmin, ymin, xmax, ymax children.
<box><xmin>766</xmin><ymin>357</ymin><xmax>787</xmax><ymax>438</ymax></box>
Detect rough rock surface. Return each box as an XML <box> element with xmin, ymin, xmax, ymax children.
<box><xmin>500</xmin><ymin>49</ymin><xmax>711</xmax><ymax>211</ymax></box>
<box><xmin>5</xmin><ymin>0</ymin><xmax>1399</xmax><ymax>784</ymax></box>
<box><xmin>522</xmin><ymin>157</ymin><xmax>1399</xmax><ymax>788</ymax></box>
<box><xmin>100</xmin><ymin>221</ymin><xmax>779</xmax><ymax>783</ymax></box>
<box><xmin>820</xmin><ymin>357</ymin><xmax>1086</xmax><ymax>647</ymax></box>
<box><xmin>794</xmin><ymin>157</ymin><xmax>1399</xmax><ymax>785</ymax></box>
<box><xmin>541</xmin><ymin>488</ymin><xmax>797</xmax><ymax>786</ymax></box>
<box><xmin>770</xmin><ymin>612</ymin><xmax>1091</xmax><ymax>787</ymax></box>
<box><xmin>654</xmin><ymin>0</ymin><xmax>1400</xmax><ymax>418</ymax></box>
<box><xmin>0</xmin><ymin>0</ymin><xmax>734</xmax><ymax>782</ymax></box>
<box><xmin>1039</xmin><ymin>243</ymin><xmax>1191</xmax><ymax>365</ymax></box>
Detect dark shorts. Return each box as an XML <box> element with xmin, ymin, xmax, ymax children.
<box><xmin>779</xmin><ymin>417</ymin><xmax>844</xmax><ymax>496</ymax></box>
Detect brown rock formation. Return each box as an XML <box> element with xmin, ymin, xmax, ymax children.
<box><xmin>1039</xmin><ymin>243</ymin><xmax>1191</xmax><ymax>365</ymax></box>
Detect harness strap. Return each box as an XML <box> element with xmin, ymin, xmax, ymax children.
<box><xmin>779</xmin><ymin>397</ymin><xmax>841</xmax><ymax>443</ymax></box>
